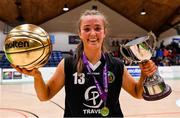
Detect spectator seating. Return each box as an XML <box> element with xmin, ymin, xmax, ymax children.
<box><xmin>0</xmin><ymin>51</ymin><xmax>63</xmax><ymax>68</ymax></box>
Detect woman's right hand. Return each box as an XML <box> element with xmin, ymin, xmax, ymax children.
<box><xmin>11</xmin><ymin>64</ymin><xmax>41</xmax><ymax>78</ymax></box>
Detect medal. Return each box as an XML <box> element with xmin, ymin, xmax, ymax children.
<box><xmin>101</xmin><ymin>106</ymin><xmax>109</xmax><ymax>116</ymax></box>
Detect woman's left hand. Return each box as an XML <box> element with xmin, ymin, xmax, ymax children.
<box><xmin>139</xmin><ymin>60</ymin><xmax>157</xmax><ymax>78</ymax></box>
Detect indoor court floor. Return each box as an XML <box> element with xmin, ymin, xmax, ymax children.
<box><xmin>0</xmin><ymin>79</ymin><xmax>180</xmax><ymax>118</ymax></box>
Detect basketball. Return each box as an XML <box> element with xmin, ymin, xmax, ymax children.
<box><xmin>3</xmin><ymin>24</ymin><xmax>52</xmax><ymax>70</ymax></box>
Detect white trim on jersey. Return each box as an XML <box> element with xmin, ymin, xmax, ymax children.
<box><xmin>88</xmin><ymin>61</ymin><xmax>101</xmax><ymax>71</ymax></box>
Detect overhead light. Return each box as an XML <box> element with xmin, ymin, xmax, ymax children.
<box><xmin>63</xmin><ymin>4</ymin><xmax>69</xmax><ymax>11</ymax></box>
<box><xmin>140</xmin><ymin>9</ymin><xmax>146</xmax><ymax>15</ymax></box>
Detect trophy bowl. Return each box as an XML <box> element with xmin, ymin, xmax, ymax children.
<box><xmin>120</xmin><ymin>32</ymin><xmax>172</xmax><ymax>101</ymax></box>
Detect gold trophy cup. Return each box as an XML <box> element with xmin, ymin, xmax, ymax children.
<box><xmin>120</xmin><ymin>32</ymin><xmax>171</xmax><ymax>101</ymax></box>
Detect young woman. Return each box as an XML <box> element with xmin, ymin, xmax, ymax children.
<box><xmin>12</xmin><ymin>10</ymin><xmax>157</xmax><ymax>117</ymax></box>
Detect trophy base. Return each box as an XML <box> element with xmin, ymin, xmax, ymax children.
<box><xmin>143</xmin><ymin>84</ymin><xmax>172</xmax><ymax>101</ymax></box>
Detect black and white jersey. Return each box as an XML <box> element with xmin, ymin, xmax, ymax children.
<box><xmin>64</xmin><ymin>53</ymin><xmax>124</xmax><ymax>117</ymax></box>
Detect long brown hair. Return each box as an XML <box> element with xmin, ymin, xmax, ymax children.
<box><xmin>76</xmin><ymin>10</ymin><xmax>108</xmax><ymax>73</ymax></box>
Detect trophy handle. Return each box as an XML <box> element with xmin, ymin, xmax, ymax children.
<box><xmin>119</xmin><ymin>44</ymin><xmax>134</xmax><ymax>63</ymax></box>
<box><xmin>147</xmin><ymin>31</ymin><xmax>157</xmax><ymax>53</ymax></box>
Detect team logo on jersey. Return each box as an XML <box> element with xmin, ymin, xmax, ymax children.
<box><xmin>83</xmin><ymin>86</ymin><xmax>103</xmax><ymax>108</ymax></box>
<box><xmin>83</xmin><ymin>86</ymin><xmax>103</xmax><ymax>115</ymax></box>
<box><xmin>108</xmin><ymin>71</ymin><xmax>115</xmax><ymax>83</ymax></box>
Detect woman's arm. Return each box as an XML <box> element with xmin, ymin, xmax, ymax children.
<box><xmin>12</xmin><ymin>59</ymin><xmax>65</xmax><ymax>101</ymax></box>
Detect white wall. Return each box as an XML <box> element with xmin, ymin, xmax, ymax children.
<box><xmin>41</xmin><ymin>1</ymin><xmax>147</xmax><ymax>35</ymax></box>
<box><xmin>158</xmin><ymin>28</ymin><xmax>179</xmax><ymax>47</ymax></box>
<box><xmin>0</xmin><ymin>21</ymin><xmax>6</xmax><ymax>51</ymax></box>
<box><xmin>48</xmin><ymin>32</ymin><xmax>78</xmax><ymax>51</ymax></box>
<box><xmin>40</xmin><ymin>0</ymin><xmax>147</xmax><ymax>51</ymax></box>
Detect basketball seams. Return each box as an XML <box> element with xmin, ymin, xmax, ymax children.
<box><xmin>5</xmin><ymin>34</ymin><xmax>51</xmax><ymax>53</ymax></box>
<box><xmin>18</xmin><ymin>34</ymin><xmax>52</xmax><ymax>68</ymax></box>
<box><xmin>18</xmin><ymin>33</ymin><xmax>52</xmax><ymax>68</ymax></box>
<box><xmin>9</xmin><ymin>30</ymin><xmax>48</xmax><ymax>37</ymax></box>
<box><xmin>17</xmin><ymin>36</ymin><xmax>47</xmax><ymax>67</ymax></box>
<box><xmin>5</xmin><ymin>44</ymin><xmax>51</xmax><ymax>54</ymax></box>
<box><xmin>21</xmin><ymin>37</ymin><xmax>52</xmax><ymax>69</ymax></box>
<box><xmin>28</xmin><ymin>49</ymin><xmax>52</xmax><ymax>69</ymax></box>
<box><xmin>22</xmin><ymin>45</ymin><xmax>52</xmax><ymax>68</ymax></box>
<box><xmin>4</xmin><ymin>24</ymin><xmax>52</xmax><ymax>70</ymax></box>
<box><xmin>8</xmin><ymin>24</ymin><xmax>48</xmax><ymax>38</ymax></box>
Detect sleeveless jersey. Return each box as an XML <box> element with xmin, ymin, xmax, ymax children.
<box><xmin>64</xmin><ymin>53</ymin><xmax>124</xmax><ymax>117</ymax></box>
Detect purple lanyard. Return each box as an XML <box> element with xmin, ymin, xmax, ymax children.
<box><xmin>82</xmin><ymin>53</ymin><xmax>108</xmax><ymax>102</ymax></box>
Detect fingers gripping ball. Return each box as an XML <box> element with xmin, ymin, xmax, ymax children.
<box><xmin>3</xmin><ymin>24</ymin><xmax>52</xmax><ymax>70</ymax></box>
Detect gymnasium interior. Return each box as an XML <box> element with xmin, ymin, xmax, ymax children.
<box><xmin>0</xmin><ymin>0</ymin><xmax>179</xmax><ymax>117</ymax></box>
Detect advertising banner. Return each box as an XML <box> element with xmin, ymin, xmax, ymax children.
<box><xmin>1</xmin><ymin>66</ymin><xmax>179</xmax><ymax>84</ymax></box>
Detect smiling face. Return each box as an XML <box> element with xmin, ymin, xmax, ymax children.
<box><xmin>79</xmin><ymin>15</ymin><xmax>106</xmax><ymax>51</ymax></box>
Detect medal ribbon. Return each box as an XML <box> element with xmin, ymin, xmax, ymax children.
<box><xmin>82</xmin><ymin>53</ymin><xmax>108</xmax><ymax>102</ymax></box>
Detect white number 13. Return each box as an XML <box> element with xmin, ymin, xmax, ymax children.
<box><xmin>73</xmin><ymin>72</ymin><xmax>85</xmax><ymax>84</ymax></box>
